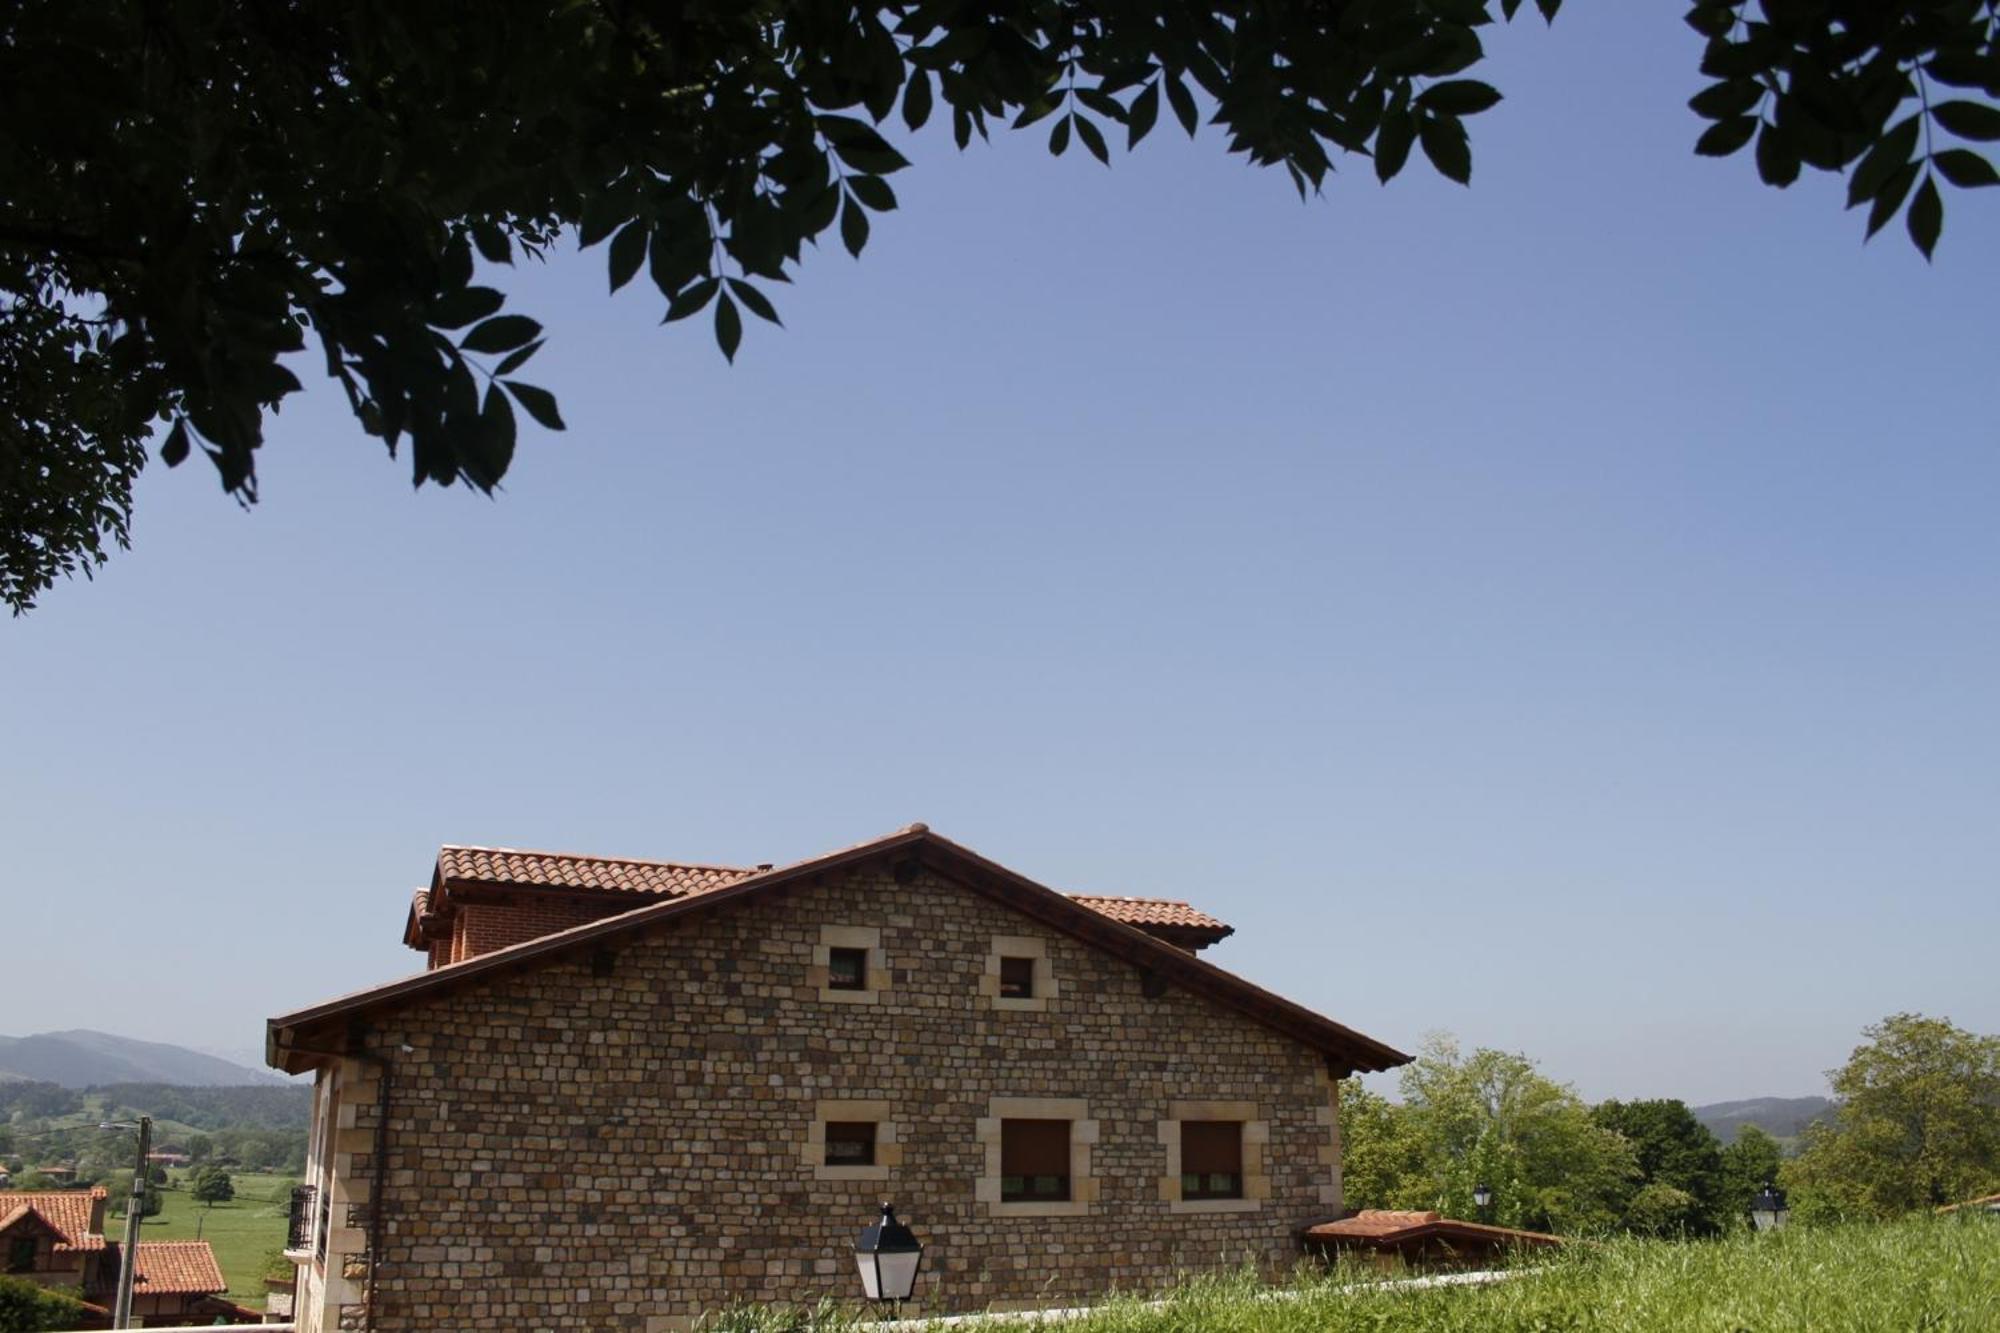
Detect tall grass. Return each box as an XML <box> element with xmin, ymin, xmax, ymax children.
<box><xmin>700</xmin><ymin>1215</ymin><xmax>2000</xmax><ymax>1332</ymax></box>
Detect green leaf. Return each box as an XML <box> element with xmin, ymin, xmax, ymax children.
<box><xmin>1906</xmin><ymin>174</ymin><xmax>1942</xmax><ymax>259</ymax></box>
<box><xmin>840</xmin><ymin>192</ymin><xmax>870</xmax><ymax>257</ymax></box>
<box><xmin>1419</xmin><ymin>114</ymin><xmax>1472</xmax><ymax>184</ymax></box>
<box><xmin>847</xmin><ymin>175</ymin><xmax>898</xmax><ymax>212</ymax></box>
<box><xmin>1417</xmin><ymin>80</ymin><xmax>1502</xmax><ymax>116</ymax></box>
<box><xmin>1694</xmin><ymin>115</ymin><xmax>1758</xmax><ymax>157</ymax></box>
<box><xmin>503</xmin><ymin>381</ymin><xmax>565</xmax><ymax>431</ymax></box>
<box><xmin>1865</xmin><ymin>161</ymin><xmax>1921</xmax><ymax>238</ymax></box>
<box><xmin>727</xmin><ymin>278</ymin><xmax>782</xmax><ymax>326</ymax></box>
<box><xmin>472</xmin><ymin>382</ymin><xmax>516</xmax><ymax>488</ymax></box>
<box><xmin>1166</xmin><ymin>76</ymin><xmax>1199</xmax><ymax>137</ymax></box>
<box><xmin>1049</xmin><ymin>114</ymin><xmax>1072</xmax><ymax>157</ymax></box>
<box><xmin>1932</xmin><ymin>100</ymin><xmax>2000</xmax><ymax>142</ymax></box>
<box><xmin>714</xmin><ymin>290</ymin><xmax>743</xmax><ymax>363</ymax></box>
<box><xmin>1375</xmin><ymin>109</ymin><xmax>1415</xmax><ymax>183</ymax></box>
<box><xmin>608</xmin><ymin>221</ymin><xmax>648</xmax><ymax>293</ymax></box>
<box><xmin>1684</xmin><ymin>3</ymin><xmax>1736</xmax><ymax>38</ymax></box>
<box><xmin>427</xmin><ymin>286</ymin><xmax>504</xmax><ymax>330</ymax></box>
<box><xmin>1074</xmin><ymin>114</ymin><xmax>1110</xmax><ymax>165</ymax></box>
<box><xmin>460</xmin><ymin>315</ymin><xmax>542</xmax><ymax>355</ymax></box>
<box><xmin>662</xmin><ymin>277</ymin><xmax>719</xmax><ymax>323</ymax></box>
<box><xmin>493</xmin><ymin>340</ymin><xmax>543</xmax><ymax>377</ymax></box>
<box><xmin>472</xmin><ymin>223</ymin><xmax>513</xmax><ymax>266</ymax></box>
<box><xmin>1688</xmin><ymin>80</ymin><xmax>1762</xmax><ymax>121</ymax></box>
<box><xmin>1534</xmin><ymin>0</ymin><xmax>1561</xmax><ymax>20</ymax></box>
<box><xmin>1847</xmin><ymin>116</ymin><xmax>1921</xmax><ymax>208</ymax></box>
<box><xmin>1933</xmin><ymin>148</ymin><xmax>2000</xmax><ymax>188</ymax></box>
<box><xmin>160</xmin><ymin>418</ymin><xmax>190</xmax><ymax>467</ymax></box>
<box><xmin>1754</xmin><ymin>123</ymin><xmax>1800</xmax><ymax>188</ymax></box>
<box><xmin>818</xmin><ymin>114</ymin><xmax>910</xmax><ymax>174</ymax></box>
<box><xmin>1128</xmin><ymin>81</ymin><xmax>1160</xmax><ymax>148</ymax></box>
<box><xmin>903</xmin><ymin>70</ymin><xmax>934</xmax><ymax>131</ymax></box>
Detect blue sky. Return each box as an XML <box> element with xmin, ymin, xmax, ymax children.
<box><xmin>4</xmin><ymin>6</ymin><xmax>1995</xmax><ymax>1105</ymax></box>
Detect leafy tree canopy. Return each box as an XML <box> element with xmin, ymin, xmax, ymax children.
<box><xmin>3</xmin><ymin>1</ymin><xmax>1997</xmax><ymax>611</ymax></box>
<box><xmin>188</xmin><ymin>1164</ymin><xmax>236</xmax><ymax>1206</ymax></box>
<box><xmin>1341</xmin><ymin>1034</ymin><xmax>1638</xmax><ymax>1234</ymax></box>
<box><xmin>1591</xmin><ymin>1098</ymin><xmax>1728</xmax><ymax>1236</ymax></box>
<box><xmin>1718</xmin><ymin>1121</ymin><xmax>1786</xmax><ymax>1224</ymax></box>
<box><xmin>0</xmin><ymin>1274</ymin><xmax>88</xmax><ymax>1333</ymax></box>
<box><xmin>1784</xmin><ymin>1012</ymin><xmax>2000</xmax><ymax>1220</ymax></box>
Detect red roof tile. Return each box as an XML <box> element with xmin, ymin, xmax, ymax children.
<box><xmin>0</xmin><ymin>1189</ymin><xmax>107</xmax><ymax>1251</ymax></box>
<box><xmin>133</xmin><ymin>1240</ymin><xmax>227</xmax><ymax>1295</ymax></box>
<box><xmin>1304</xmin><ymin>1209</ymin><xmax>1566</xmax><ymax>1249</ymax></box>
<box><xmin>437</xmin><ymin>845</ymin><xmax>756</xmax><ymax>897</ymax></box>
<box><xmin>1067</xmin><ymin>894</ymin><xmax>1230</xmax><ymax>933</ymax></box>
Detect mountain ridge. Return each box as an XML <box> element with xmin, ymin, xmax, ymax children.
<box><xmin>0</xmin><ymin>1029</ymin><xmax>282</xmax><ymax>1087</ymax></box>
<box><xmin>1690</xmin><ymin>1094</ymin><xmax>1834</xmax><ymax>1144</ymax></box>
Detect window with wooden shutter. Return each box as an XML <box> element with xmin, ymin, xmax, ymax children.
<box><xmin>1000</xmin><ymin>1119</ymin><xmax>1071</xmax><ymax>1202</ymax></box>
<box><xmin>1179</xmin><ymin>1120</ymin><xmax>1243</xmax><ymax>1200</ymax></box>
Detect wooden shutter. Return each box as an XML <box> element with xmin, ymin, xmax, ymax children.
<box><xmin>1002</xmin><ymin>1119</ymin><xmax>1071</xmax><ymax>1177</ymax></box>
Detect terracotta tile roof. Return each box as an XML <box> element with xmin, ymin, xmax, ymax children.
<box><xmin>0</xmin><ymin>1188</ymin><xmax>107</xmax><ymax>1251</ymax></box>
<box><xmin>437</xmin><ymin>845</ymin><xmax>757</xmax><ymax>897</ymax></box>
<box><xmin>1067</xmin><ymin>894</ymin><xmax>1230</xmax><ymax>933</ymax></box>
<box><xmin>1304</xmin><ymin>1209</ymin><xmax>1566</xmax><ymax>1249</ymax></box>
<box><xmin>133</xmin><ymin>1240</ymin><xmax>226</xmax><ymax>1294</ymax></box>
<box><xmin>274</xmin><ymin>825</ymin><xmax>1409</xmax><ymax>1076</ymax></box>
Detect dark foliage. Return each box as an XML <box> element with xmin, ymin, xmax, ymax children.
<box><xmin>1</xmin><ymin>1</ymin><xmax>1993</xmax><ymax>610</ymax></box>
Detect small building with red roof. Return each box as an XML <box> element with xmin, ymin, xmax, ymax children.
<box><xmin>0</xmin><ymin>1186</ymin><xmax>246</xmax><ymax>1326</ymax></box>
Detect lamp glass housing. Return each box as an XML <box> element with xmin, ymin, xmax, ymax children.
<box><xmin>1749</xmin><ymin>1184</ymin><xmax>1789</xmax><ymax>1232</ymax></box>
<box><xmin>1472</xmin><ymin>1182</ymin><xmax>1494</xmax><ymax>1210</ymax></box>
<box><xmin>854</xmin><ymin>1203</ymin><xmax>923</xmax><ymax>1303</ymax></box>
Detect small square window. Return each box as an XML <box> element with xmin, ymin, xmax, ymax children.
<box><xmin>998</xmin><ymin>956</ymin><xmax>1036</xmax><ymax>1000</ymax></box>
<box><xmin>7</xmin><ymin>1237</ymin><xmax>36</xmax><ymax>1273</ymax></box>
<box><xmin>824</xmin><ymin>1121</ymin><xmax>877</xmax><ymax>1167</ymax></box>
<box><xmin>827</xmin><ymin>946</ymin><xmax>868</xmax><ymax>991</ymax></box>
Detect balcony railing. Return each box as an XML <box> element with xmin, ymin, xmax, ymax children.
<box><xmin>286</xmin><ymin>1184</ymin><xmax>316</xmax><ymax>1254</ymax></box>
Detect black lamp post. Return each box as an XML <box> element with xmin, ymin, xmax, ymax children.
<box><xmin>1750</xmin><ymin>1182</ymin><xmax>1790</xmax><ymax>1232</ymax></box>
<box><xmin>854</xmin><ymin>1202</ymin><xmax>923</xmax><ymax>1312</ymax></box>
<box><xmin>1472</xmin><ymin>1181</ymin><xmax>1494</xmax><ymax>1219</ymax></box>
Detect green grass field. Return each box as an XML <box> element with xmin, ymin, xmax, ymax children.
<box><xmin>114</xmin><ymin>1171</ymin><xmax>297</xmax><ymax>1309</ymax></box>
<box><xmin>705</xmin><ymin>1215</ymin><xmax>2000</xmax><ymax>1332</ymax></box>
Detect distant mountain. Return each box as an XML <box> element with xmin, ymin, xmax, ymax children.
<box><xmin>1692</xmin><ymin>1095</ymin><xmax>1835</xmax><ymax>1144</ymax></box>
<box><xmin>0</xmin><ymin>1030</ymin><xmax>282</xmax><ymax>1088</ymax></box>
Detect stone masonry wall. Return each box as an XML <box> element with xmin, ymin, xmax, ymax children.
<box><xmin>326</xmin><ymin>863</ymin><xmax>1346</xmax><ymax>1330</ymax></box>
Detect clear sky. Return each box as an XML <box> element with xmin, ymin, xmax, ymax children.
<box><xmin>4</xmin><ymin>7</ymin><xmax>1994</xmax><ymax>1105</ymax></box>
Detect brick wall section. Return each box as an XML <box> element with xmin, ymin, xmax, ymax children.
<box><xmin>321</xmin><ymin>865</ymin><xmax>1345</xmax><ymax>1331</ymax></box>
<box><xmin>444</xmin><ymin>897</ymin><xmax>630</xmax><ymax>967</ymax></box>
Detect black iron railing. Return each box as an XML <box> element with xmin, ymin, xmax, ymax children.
<box><xmin>287</xmin><ymin>1185</ymin><xmax>316</xmax><ymax>1253</ymax></box>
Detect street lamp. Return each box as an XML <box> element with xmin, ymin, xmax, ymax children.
<box><xmin>1472</xmin><ymin>1182</ymin><xmax>1494</xmax><ymax>1217</ymax></box>
<box><xmin>98</xmin><ymin>1116</ymin><xmax>152</xmax><ymax>1329</ymax></box>
<box><xmin>853</xmin><ymin>1202</ymin><xmax>923</xmax><ymax>1311</ymax></box>
<box><xmin>1750</xmin><ymin>1182</ymin><xmax>1789</xmax><ymax>1233</ymax></box>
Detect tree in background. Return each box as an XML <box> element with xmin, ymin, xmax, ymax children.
<box><xmin>1341</xmin><ymin>1034</ymin><xmax>1638</xmax><ymax>1234</ymax></box>
<box><xmin>189</xmin><ymin>1165</ymin><xmax>235</xmax><ymax>1208</ymax></box>
<box><xmin>1718</xmin><ymin>1123</ymin><xmax>1785</xmax><ymax>1227</ymax></box>
<box><xmin>185</xmin><ymin>1134</ymin><xmax>213</xmax><ymax>1165</ymax></box>
<box><xmin>1783</xmin><ymin>1013</ymin><xmax>2000</xmax><ymax>1220</ymax></box>
<box><xmin>1590</xmin><ymin>1099</ymin><xmax>1728</xmax><ymax>1236</ymax></box>
<box><xmin>0</xmin><ymin>1274</ymin><xmax>88</xmax><ymax>1333</ymax></box>
<box><xmin>103</xmin><ymin>1169</ymin><xmax>165</xmax><ymax>1220</ymax></box>
<box><xmin>4</xmin><ymin>2</ymin><xmax>1998</xmax><ymax>611</ymax></box>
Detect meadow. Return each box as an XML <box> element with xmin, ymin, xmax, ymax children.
<box><xmin>705</xmin><ymin>1215</ymin><xmax>2000</xmax><ymax>1332</ymax></box>
<box><xmin>119</xmin><ymin>1170</ymin><xmax>296</xmax><ymax>1308</ymax></box>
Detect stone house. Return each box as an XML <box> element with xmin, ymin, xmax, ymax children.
<box><xmin>0</xmin><ymin>1186</ymin><xmax>237</xmax><ymax>1326</ymax></box>
<box><xmin>267</xmin><ymin>824</ymin><xmax>1408</xmax><ymax>1331</ymax></box>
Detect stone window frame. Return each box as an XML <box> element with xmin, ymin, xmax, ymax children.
<box><xmin>812</xmin><ymin>925</ymin><xmax>888</xmax><ymax>1004</ymax></box>
<box><xmin>1158</xmin><ymin>1100</ymin><xmax>1269</xmax><ymax>1214</ymax></box>
<box><xmin>980</xmin><ymin>935</ymin><xmax>1057</xmax><ymax>1012</ymax></box>
<box><xmin>976</xmin><ymin>1097</ymin><xmax>1098</xmax><ymax>1217</ymax></box>
<box><xmin>802</xmin><ymin>1099</ymin><xmax>901</xmax><ymax>1182</ymax></box>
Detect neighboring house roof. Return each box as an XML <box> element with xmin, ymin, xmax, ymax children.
<box><xmin>279</xmin><ymin>824</ymin><xmax>1407</xmax><ymax>1076</ymax></box>
<box><xmin>1303</xmin><ymin>1209</ymin><xmax>1566</xmax><ymax>1251</ymax></box>
<box><xmin>0</xmin><ymin>1188</ymin><xmax>108</xmax><ymax>1251</ymax></box>
<box><xmin>1937</xmin><ymin>1191</ymin><xmax>2000</xmax><ymax>1214</ymax></box>
<box><xmin>132</xmin><ymin>1240</ymin><xmax>227</xmax><ymax>1295</ymax></box>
